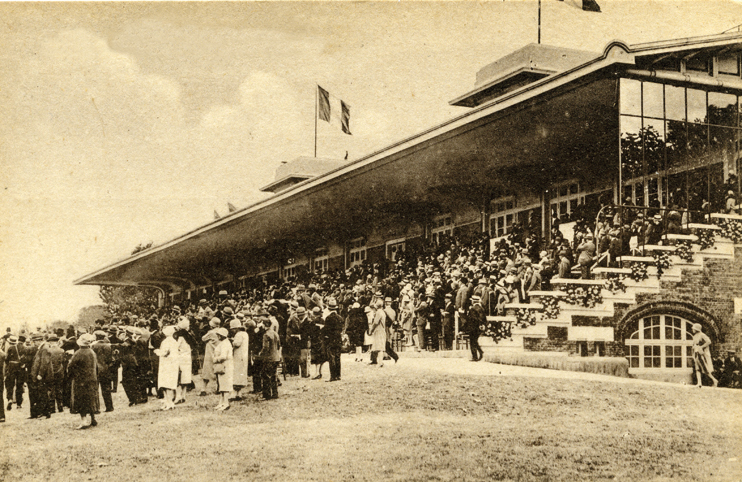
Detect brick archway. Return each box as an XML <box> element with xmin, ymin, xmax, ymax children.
<box><xmin>617</xmin><ymin>301</ymin><xmax>720</xmax><ymax>343</ymax></box>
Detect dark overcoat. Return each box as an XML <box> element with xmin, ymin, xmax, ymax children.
<box><xmin>67</xmin><ymin>347</ymin><xmax>100</xmax><ymax>415</ymax></box>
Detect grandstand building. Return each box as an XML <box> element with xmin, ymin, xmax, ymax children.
<box><xmin>76</xmin><ymin>33</ymin><xmax>742</xmax><ymax>382</ymax></box>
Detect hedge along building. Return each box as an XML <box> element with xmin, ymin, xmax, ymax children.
<box><xmin>76</xmin><ymin>33</ymin><xmax>742</xmax><ymax>383</ymax></box>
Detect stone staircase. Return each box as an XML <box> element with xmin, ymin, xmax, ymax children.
<box><xmin>483</xmin><ymin>214</ymin><xmax>741</xmax><ymax>352</ymax></box>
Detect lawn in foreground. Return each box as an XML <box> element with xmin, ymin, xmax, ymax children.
<box><xmin>1</xmin><ymin>356</ymin><xmax>740</xmax><ymax>482</ymax></box>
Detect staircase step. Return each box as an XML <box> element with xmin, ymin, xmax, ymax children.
<box><xmin>710</xmin><ymin>212</ymin><xmax>742</xmax><ymax>221</ymax></box>
<box><xmin>617</xmin><ymin>256</ymin><xmax>654</xmax><ymax>264</ymax></box>
<box><xmin>593</xmin><ymin>267</ymin><xmax>632</xmax><ymax>277</ymax></box>
<box><xmin>550</xmin><ymin>278</ymin><xmax>605</xmax><ymax>287</ymax></box>
<box><xmin>504</xmin><ymin>302</ymin><xmax>544</xmax><ymax>310</ymax></box>
<box><xmin>688</xmin><ymin>223</ymin><xmax>721</xmax><ymax>231</ymax></box>
<box><xmin>528</xmin><ymin>290</ymin><xmax>567</xmax><ymax>298</ymax></box>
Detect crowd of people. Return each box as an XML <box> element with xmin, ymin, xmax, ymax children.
<box><xmin>1</xmin><ymin>192</ymin><xmax>740</xmax><ymax>428</ymax></box>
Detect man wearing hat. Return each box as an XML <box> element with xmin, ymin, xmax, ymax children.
<box><xmin>720</xmin><ymin>348</ymin><xmax>741</xmax><ymax>388</ymax></box>
<box><xmin>4</xmin><ymin>335</ymin><xmax>24</xmax><ymax>411</ymax></box>
<box><xmin>466</xmin><ymin>294</ymin><xmax>485</xmax><ymax>362</ymax></box>
<box><xmin>258</xmin><ymin>317</ymin><xmax>281</xmax><ymax>400</ymax></box>
<box><xmin>0</xmin><ymin>344</ymin><xmax>5</xmax><ymax>422</ymax></box>
<box><xmin>324</xmin><ymin>298</ymin><xmax>344</xmax><ymax>381</ymax></box>
<box><xmin>92</xmin><ymin>330</ymin><xmax>115</xmax><ymax>412</ymax></box>
<box><xmin>30</xmin><ymin>334</ymin><xmax>55</xmax><ymax>418</ymax></box>
<box><xmin>249</xmin><ymin>312</ymin><xmax>268</xmax><ymax>394</ymax></box>
<box><xmin>24</xmin><ymin>334</ymin><xmax>42</xmax><ymax>418</ymax></box>
<box><xmin>441</xmin><ymin>293</ymin><xmax>455</xmax><ymax>350</ymax></box>
<box><xmin>287</xmin><ymin>307</ymin><xmax>307</xmax><ymax>378</ymax></box>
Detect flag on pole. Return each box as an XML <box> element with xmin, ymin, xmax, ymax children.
<box><xmin>559</xmin><ymin>0</ymin><xmax>601</xmax><ymax>12</ymax></box>
<box><xmin>318</xmin><ymin>86</ymin><xmax>331</xmax><ymax>122</ymax></box>
<box><xmin>341</xmin><ymin>101</ymin><xmax>351</xmax><ymax>135</ymax></box>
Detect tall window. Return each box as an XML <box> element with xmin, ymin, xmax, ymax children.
<box><xmin>430</xmin><ymin>214</ymin><xmax>452</xmax><ymax>244</ymax></box>
<box><xmin>386</xmin><ymin>238</ymin><xmax>406</xmax><ymax>261</ymax></box>
<box><xmin>625</xmin><ymin>315</ymin><xmax>694</xmax><ymax>370</ymax></box>
<box><xmin>489</xmin><ymin>197</ymin><xmax>517</xmax><ymax>238</ymax></box>
<box><xmin>348</xmin><ymin>238</ymin><xmax>366</xmax><ymax>267</ymax></box>
<box><xmin>549</xmin><ymin>181</ymin><xmax>583</xmax><ymax>222</ymax></box>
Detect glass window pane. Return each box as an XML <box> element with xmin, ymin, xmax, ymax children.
<box><xmin>621</xmin><ymin>79</ymin><xmax>642</xmax><ymax>116</ymax></box>
<box><xmin>644</xmin><ymin>345</ymin><xmax>652</xmax><ymax>356</ymax></box>
<box><xmin>665</xmin><ymin>86</ymin><xmax>685</xmax><ymax>121</ymax></box>
<box><xmin>653</xmin><ymin>345</ymin><xmax>661</xmax><ymax>356</ymax></box>
<box><xmin>643</xmin><ymin>82</ymin><xmax>664</xmax><ymax>119</ymax></box>
<box><xmin>687</xmin><ymin>89</ymin><xmax>707</xmax><ymax>124</ymax></box>
<box><xmin>687</xmin><ymin>56</ymin><xmax>709</xmax><ymax>73</ymax></box>
<box><xmin>621</xmin><ymin>116</ymin><xmax>644</xmax><ymax>180</ymax></box>
<box><xmin>644</xmin><ymin>122</ymin><xmax>665</xmax><ymax>174</ymax></box>
<box><xmin>653</xmin><ymin>327</ymin><xmax>660</xmax><ymax>339</ymax></box>
<box><xmin>631</xmin><ymin>358</ymin><xmax>639</xmax><ymax>368</ymax></box>
<box><xmin>666</xmin><ymin>356</ymin><xmax>674</xmax><ymax>368</ymax></box>
<box><xmin>718</xmin><ymin>55</ymin><xmax>740</xmax><ymax>76</ymax></box>
<box><xmin>570</xmin><ymin>183</ymin><xmax>579</xmax><ymax>195</ymax></box>
<box><xmin>631</xmin><ymin>345</ymin><xmax>638</xmax><ymax>356</ymax></box>
<box><xmin>708</xmin><ymin>92</ymin><xmax>738</xmax><ymax>127</ymax></box>
<box><xmin>653</xmin><ymin>357</ymin><xmax>662</xmax><ymax>368</ymax></box>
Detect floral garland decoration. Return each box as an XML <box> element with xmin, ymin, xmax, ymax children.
<box><xmin>561</xmin><ymin>284</ymin><xmax>603</xmax><ymax>308</ymax></box>
<box><xmin>674</xmin><ymin>240</ymin><xmax>694</xmax><ymax>263</ymax></box>
<box><xmin>540</xmin><ymin>295</ymin><xmax>561</xmax><ymax>320</ymax></box>
<box><xmin>695</xmin><ymin>228</ymin><xmax>716</xmax><ymax>251</ymax></box>
<box><xmin>629</xmin><ymin>262</ymin><xmax>649</xmax><ymax>282</ymax></box>
<box><xmin>484</xmin><ymin>318</ymin><xmax>512</xmax><ymax>343</ymax></box>
<box><xmin>515</xmin><ymin>308</ymin><xmax>537</xmax><ymax>329</ymax></box>
<box><xmin>604</xmin><ymin>274</ymin><xmax>627</xmax><ymax>294</ymax></box>
<box><xmin>652</xmin><ymin>251</ymin><xmax>672</xmax><ymax>279</ymax></box>
<box><xmin>716</xmin><ymin>218</ymin><xmax>742</xmax><ymax>244</ymax></box>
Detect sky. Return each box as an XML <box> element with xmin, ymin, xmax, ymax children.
<box><xmin>1</xmin><ymin>1</ymin><xmax>741</xmax><ymax>331</ymax></box>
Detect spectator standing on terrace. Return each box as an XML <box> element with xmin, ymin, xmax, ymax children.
<box><xmin>441</xmin><ymin>293</ymin><xmax>455</xmax><ymax>350</ymax></box>
<box><xmin>67</xmin><ymin>334</ymin><xmax>100</xmax><ymax>429</ymax></box>
<box><xmin>691</xmin><ymin>323</ymin><xmax>718</xmax><ymax>388</ymax></box>
<box><xmin>576</xmin><ymin>233</ymin><xmax>596</xmax><ymax>280</ymax></box>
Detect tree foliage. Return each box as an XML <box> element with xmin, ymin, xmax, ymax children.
<box><xmin>98</xmin><ymin>285</ymin><xmax>160</xmax><ymax>317</ymax></box>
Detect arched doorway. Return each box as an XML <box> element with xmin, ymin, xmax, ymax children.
<box><xmin>619</xmin><ymin>302</ymin><xmax>719</xmax><ymax>383</ymax></box>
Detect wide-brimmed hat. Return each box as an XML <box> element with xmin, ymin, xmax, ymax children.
<box><xmin>692</xmin><ymin>323</ymin><xmax>702</xmax><ymax>332</ymax></box>
<box><xmin>77</xmin><ymin>333</ymin><xmax>95</xmax><ymax>347</ymax></box>
<box><xmin>327</xmin><ymin>298</ymin><xmax>338</xmax><ymax>310</ymax></box>
<box><xmin>296</xmin><ymin>307</ymin><xmax>307</xmax><ymax>315</ymax></box>
<box><xmin>177</xmin><ymin>317</ymin><xmax>190</xmax><ymax>331</ymax></box>
<box><xmin>162</xmin><ymin>325</ymin><xmax>176</xmax><ymax>337</ymax></box>
<box><xmin>209</xmin><ymin>317</ymin><xmax>221</xmax><ymax>328</ymax></box>
<box><xmin>229</xmin><ymin>319</ymin><xmax>242</xmax><ymax>330</ymax></box>
<box><xmin>471</xmin><ymin>294</ymin><xmax>481</xmax><ymax>302</ymax></box>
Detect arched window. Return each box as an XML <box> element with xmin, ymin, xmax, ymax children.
<box><xmin>625</xmin><ymin>315</ymin><xmax>694</xmax><ymax>370</ymax></box>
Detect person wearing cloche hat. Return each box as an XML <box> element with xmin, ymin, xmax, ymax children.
<box><xmin>212</xmin><ymin>327</ymin><xmax>233</xmax><ymax>410</ymax></box>
<box><xmin>154</xmin><ymin>325</ymin><xmax>179</xmax><ymax>410</ymax></box>
<box><xmin>173</xmin><ymin>317</ymin><xmax>195</xmax><ymax>405</ymax></box>
<box><xmin>691</xmin><ymin>323</ymin><xmax>718</xmax><ymax>388</ymax></box>
<box><xmin>67</xmin><ymin>333</ymin><xmax>100</xmax><ymax>429</ymax></box>
<box><xmin>199</xmin><ymin>318</ymin><xmax>221</xmax><ymax>396</ymax></box>
<box><xmin>229</xmin><ymin>318</ymin><xmax>249</xmax><ymax>401</ymax></box>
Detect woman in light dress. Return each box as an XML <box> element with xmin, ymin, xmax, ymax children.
<box><xmin>691</xmin><ymin>323</ymin><xmax>718</xmax><ymax>388</ymax></box>
<box><xmin>368</xmin><ymin>300</ymin><xmax>387</xmax><ymax>367</ymax></box>
<box><xmin>174</xmin><ymin>317</ymin><xmax>194</xmax><ymax>404</ymax></box>
<box><xmin>212</xmin><ymin>327</ymin><xmax>234</xmax><ymax>410</ymax></box>
<box><xmin>230</xmin><ymin>318</ymin><xmax>249</xmax><ymax>401</ymax></box>
<box><xmin>154</xmin><ymin>325</ymin><xmax>179</xmax><ymax>410</ymax></box>
<box><xmin>200</xmin><ymin>317</ymin><xmax>221</xmax><ymax>396</ymax></box>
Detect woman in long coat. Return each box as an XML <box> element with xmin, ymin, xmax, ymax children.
<box><xmin>67</xmin><ymin>333</ymin><xmax>100</xmax><ymax>429</ymax></box>
<box><xmin>154</xmin><ymin>325</ymin><xmax>179</xmax><ymax>410</ymax></box>
<box><xmin>692</xmin><ymin>323</ymin><xmax>719</xmax><ymax>388</ymax></box>
<box><xmin>200</xmin><ymin>317</ymin><xmax>221</xmax><ymax>396</ymax></box>
<box><xmin>212</xmin><ymin>327</ymin><xmax>233</xmax><ymax>410</ymax></box>
<box><xmin>230</xmin><ymin>319</ymin><xmax>249</xmax><ymax>400</ymax></box>
<box><xmin>310</xmin><ymin>308</ymin><xmax>327</xmax><ymax>379</ymax></box>
<box><xmin>174</xmin><ymin>317</ymin><xmax>195</xmax><ymax>404</ymax></box>
<box><xmin>369</xmin><ymin>300</ymin><xmax>387</xmax><ymax>367</ymax></box>
<box><xmin>346</xmin><ymin>302</ymin><xmax>367</xmax><ymax>362</ymax></box>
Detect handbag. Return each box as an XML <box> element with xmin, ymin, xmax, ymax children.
<box><xmin>213</xmin><ymin>362</ymin><xmax>226</xmax><ymax>375</ymax></box>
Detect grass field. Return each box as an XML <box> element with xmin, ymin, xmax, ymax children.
<box><xmin>1</xmin><ymin>355</ymin><xmax>741</xmax><ymax>482</ymax></box>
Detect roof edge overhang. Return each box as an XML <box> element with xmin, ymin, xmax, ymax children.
<box><xmin>74</xmin><ymin>32</ymin><xmax>742</xmax><ymax>287</ymax></box>
<box><xmin>450</xmin><ymin>66</ymin><xmax>556</xmax><ymax>107</ymax></box>
<box><xmin>259</xmin><ymin>173</ymin><xmax>314</xmax><ymax>193</ymax></box>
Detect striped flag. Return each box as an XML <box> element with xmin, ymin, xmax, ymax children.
<box><xmin>560</xmin><ymin>0</ymin><xmax>601</xmax><ymax>12</ymax></box>
<box><xmin>318</xmin><ymin>86</ymin><xmax>331</xmax><ymax>122</ymax></box>
<box><xmin>341</xmin><ymin>101</ymin><xmax>351</xmax><ymax>135</ymax></box>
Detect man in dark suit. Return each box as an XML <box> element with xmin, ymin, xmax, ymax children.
<box><xmin>30</xmin><ymin>335</ymin><xmax>54</xmax><ymax>418</ymax></box>
<box><xmin>91</xmin><ymin>331</ymin><xmax>114</xmax><ymax>412</ymax></box>
<box><xmin>720</xmin><ymin>349</ymin><xmax>741</xmax><ymax>388</ymax></box>
<box><xmin>324</xmin><ymin>298</ymin><xmax>344</xmax><ymax>382</ymax></box>
<box><xmin>259</xmin><ymin>318</ymin><xmax>281</xmax><ymax>400</ymax></box>
<box><xmin>441</xmin><ymin>293</ymin><xmax>455</xmax><ymax>350</ymax></box>
<box><xmin>23</xmin><ymin>336</ymin><xmax>40</xmax><ymax>418</ymax></box>
<box><xmin>467</xmin><ymin>294</ymin><xmax>486</xmax><ymax>362</ymax></box>
<box><xmin>4</xmin><ymin>335</ymin><xmax>24</xmax><ymax>411</ymax></box>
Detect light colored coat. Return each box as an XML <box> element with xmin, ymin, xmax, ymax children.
<box><xmin>201</xmin><ymin>329</ymin><xmax>219</xmax><ymax>381</ymax></box>
<box><xmin>177</xmin><ymin>336</ymin><xmax>192</xmax><ymax>385</ymax></box>
<box><xmin>213</xmin><ymin>338</ymin><xmax>234</xmax><ymax>393</ymax></box>
<box><xmin>155</xmin><ymin>336</ymin><xmax>179</xmax><ymax>390</ymax></box>
<box><xmin>369</xmin><ymin>309</ymin><xmax>387</xmax><ymax>352</ymax></box>
<box><xmin>232</xmin><ymin>331</ymin><xmax>249</xmax><ymax>387</ymax></box>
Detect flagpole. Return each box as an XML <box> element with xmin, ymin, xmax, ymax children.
<box><xmin>314</xmin><ymin>85</ymin><xmax>318</xmax><ymax>158</ymax></box>
<box><xmin>538</xmin><ymin>0</ymin><xmax>541</xmax><ymax>44</ymax></box>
